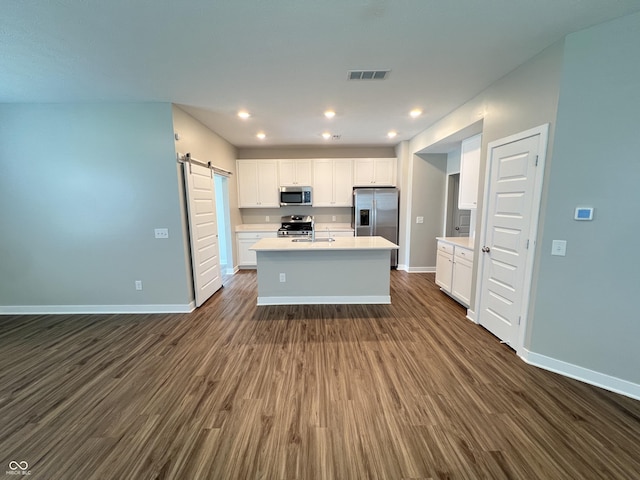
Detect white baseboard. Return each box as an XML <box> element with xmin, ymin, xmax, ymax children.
<box><xmin>466</xmin><ymin>309</ymin><xmax>477</xmax><ymax>323</ymax></box>
<box><xmin>521</xmin><ymin>349</ymin><xmax>640</xmax><ymax>401</ymax></box>
<box><xmin>227</xmin><ymin>265</ymin><xmax>240</xmax><ymax>275</ymax></box>
<box><xmin>0</xmin><ymin>302</ymin><xmax>196</xmax><ymax>315</ymax></box>
<box><xmin>397</xmin><ymin>264</ymin><xmax>408</xmax><ymax>272</ymax></box>
<box><xmin>257</xmin><ymin>295</ymin><xmax>391</xmax><ymax>306</ymax></box>
<box><xmin>406</xmin><ymin>267</ymin><xmax>436</xmax><ymax>273</ymax></box>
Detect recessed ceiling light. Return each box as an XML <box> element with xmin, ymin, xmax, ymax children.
<box><xmin>256</xmin><ymin>132</ymin><xmax>266</xmax><ymax>140</ymax></box>
<box><xmin>387</xmin><ymin>131</ymin><xmax>398</xmax><ymax>138</ymax></box>
<box><xmin>322</xmin><ymin>132</ymin><xmax>331</xmax><ymax>140</ymax></box>
<box><xmin>409</xmin><ymin>109</ymin><xmax>422</xmax><ymax>118</ymax></box>
<box><xmin>324</xmin><ymin>110</ymin><xmax>336</xmax><ymax>119</ymax></box>
<box><xmin>238</xmin><ymin>110</ymin><xmax>251</xmax><ymax>119</ymax></box>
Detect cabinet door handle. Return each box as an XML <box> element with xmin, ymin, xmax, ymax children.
<box><xmin>482</xmin><ymin>246</ymin><xmax>491</xmax><ymax>253</ymax></box>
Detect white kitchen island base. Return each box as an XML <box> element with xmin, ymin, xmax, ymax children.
<box><xmin>251</xmin><ymin>237</ymin><xmax>399</xmax><ymax>305</ymax></box>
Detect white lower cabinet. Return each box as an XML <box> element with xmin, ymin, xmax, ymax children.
<box><xmin>237</xmin><ymin>231</ymin><xmax>277</xmax><ymax>267</ymax></box>
<box><xmin>435</xmin><ymin>242</ymin><xmax>454</xmax><ymax>292</ymax></box>
<box><xmin>451</xmin><ymin>248</ymin><xmax>473</xmax><ymax>306</ymax></box>
<box><xmin>435</xmin><ymin>240</ymin><xmax>474</xmax><ymax>307</ymax></box>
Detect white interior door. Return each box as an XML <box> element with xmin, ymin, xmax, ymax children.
<box><xmin>184</xmin><ymin>162</ymin><xmax>222</xmax><ymax>307</ymax></box>
<box><xmin>456</xmin><ymin>210</ymin><xmax>470</xmax><ymax>236</ymax></box>
<box><xmin>476</xmin><ymin>126</ymin><xmax>547</xmax><ymax>349</ymax></box>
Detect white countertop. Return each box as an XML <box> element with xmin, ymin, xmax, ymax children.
<box><xmin>436</xmin><ymin>236</ymin><xmax>475</xmax><ymax>250</ymax></box>
<box><xmin>235</xmin><ymin>223</ymin><xmax>354</xmax><ymax>233</ymax></box>
<box><xmin>251</xmin><ymin>236</ymin><xmax>398</xmax><ymax>251</ymax></box>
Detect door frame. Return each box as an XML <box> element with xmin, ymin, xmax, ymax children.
<box><xmin>473</xmin><ymin>124</ymin><xmax>549</xmax><ymax>356</ymax></box>
<box><xmin>214</xmin><ymin>174</ymin><xmax>234</xmax><ymax>275</ymax></box>
<box><xmin>445</xmin><ymin>173</ymin><xmax>459</xmax><ymax>237</ymax></box>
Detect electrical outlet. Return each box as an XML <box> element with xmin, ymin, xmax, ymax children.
<box><xmin>416</xmin><ymin>216</ymin><xmax>424</xmax><ymax>224</ymax></box>
<box><xmin>135</xmin><ymin>280</ymin><xmax>143</xmax><ymax>291</ymax></box>
<box><xmin>266</xmin><ymin>216</ymin><xmax>270</xmax><ymax>222</ymax></box>
<box><xmin>332</xmin><ymin>216</ymin><xmax>336</xmax><ymax>222</ymax></box>
<box><xmin>154</xmin><ymin>228</ymin><xmax>169</xmax><ymax>239</ymax></box>
<box><xmin>279</xmin><ymin>273</ymin><xmax>286</xmax><ymax>283</ymax></box>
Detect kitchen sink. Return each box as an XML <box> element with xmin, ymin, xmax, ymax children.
<box><xmin>291</xmin><ymin>237</ymin><xmax>335</xmax><ymax>243</ymax></box>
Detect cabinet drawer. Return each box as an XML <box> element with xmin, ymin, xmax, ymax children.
<box><xmin>437</xmin><ymin>241</ymin><xmax>454</xmax><ymax>255</ymax></box>
<box><xmin>455</xmin><ymin>247</ymin><xmax>474</xmax><ymax>262</ymax></box>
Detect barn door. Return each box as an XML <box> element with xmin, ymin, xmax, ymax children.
<box><xmin>184</xmin><ymin>162</ymin><xmax>222</xmax><ymax>307</ymax></box>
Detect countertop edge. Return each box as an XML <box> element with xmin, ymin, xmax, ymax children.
<box><xmin>251</xmin><ymin>236</ymin><xmax>398</xmax><ymax>252</ymax></box>
<box><xmin>436</xmin><ymin>236</ymin><xmax>476</xmax><ymax>250</ymax></box>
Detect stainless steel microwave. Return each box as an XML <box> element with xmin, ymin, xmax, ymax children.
<box><xmin>279</xmin><ymin>186</ymin><xmax>312</xmax><ymax>206</ymax></box>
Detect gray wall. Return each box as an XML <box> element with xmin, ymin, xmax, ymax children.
<box><xmin>407</xmin><ymin>40</ymin><xmax>564</xmax><ymax>288</ymax></box>
<box><xmin>240</xmin><ymin>206</ymin><xmax>352</xmax><ymax>225</ymax></box>
<box><xmin>529</xmin><ymin>12</ymin><xmax>640</xmax><ymax>383</ymax></box>
<box><xmin>0</xmin><ymin>103</ymin><xmax>192</xmax><ymax>308</ymax></box>
<box><xmin>408</xmin><ymin>154</ymin><xmax>447</xmax><ymax>270</ymax></box>
<box><xmin>395</xmin><ymin>141</ymin><xmax>412</xmax><ymax>268</ymax></box>
<box><xmin>172</xmin><ymin>106</ymin><xmax>241</xmax><ymax>268</ymax></box>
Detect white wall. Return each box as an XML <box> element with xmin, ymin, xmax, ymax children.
<box><xmin>0</xmin><ymin>103</ymin><xmax>193</xmax><ymax>311</ymax></box>
<box><xmin>529</xmin><ymin>12</ymin><xmax>640</xmax><ymax>384</ymax></box>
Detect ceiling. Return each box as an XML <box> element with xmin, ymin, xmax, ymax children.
<box><xmin>3</xmin><ymin>1</ymin><xmax>640</xmax><ymax>148</ymax></box>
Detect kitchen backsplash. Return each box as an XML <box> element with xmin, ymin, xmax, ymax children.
<box><xmin>240</xmin><ymin>206</ymin><xmax>352</xmax><ymax>224</ymax></box>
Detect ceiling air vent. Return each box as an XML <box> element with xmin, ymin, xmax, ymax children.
<box><xmin>348</xmin><ymin>69</ymin><xmax>390</xmax><ymax>80</ymax></box>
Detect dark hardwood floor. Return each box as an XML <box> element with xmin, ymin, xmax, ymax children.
<box><xmin>1</xmin><ymin>271</ymin><xmax>639</xmax><ymax>479</ymax></box>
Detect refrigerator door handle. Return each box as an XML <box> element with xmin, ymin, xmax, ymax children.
<box><xmin>372</xmin><ymin>198</ymin><xmax>377</xmax><ymax>235</ymax></box>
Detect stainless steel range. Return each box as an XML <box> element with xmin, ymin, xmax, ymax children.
<box><xmin>277</xmin><ymin>215</ymin><xmax>314</xmax><ymax>238</ymax></box>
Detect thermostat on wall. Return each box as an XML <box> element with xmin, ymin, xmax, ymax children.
<box><xmin>574</xmin><ymin>207</ymin><xmax>594</xmax><ymax>221</ymax></box>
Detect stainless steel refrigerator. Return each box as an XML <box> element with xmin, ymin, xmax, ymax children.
<box><xmin>353</xmin><ymin>187</ymin><xmax>399</xmax><ymax>268</ymax></box>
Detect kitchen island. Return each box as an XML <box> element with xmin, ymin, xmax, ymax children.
<box><xmin>250</xmin><ymin>236</ymin><xmax>399</xmax><ymax>305</ymax></box>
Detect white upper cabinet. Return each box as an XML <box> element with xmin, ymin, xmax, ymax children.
<box><xmin>353</xmin><ymin>158</ymin><xmax>397</xmax><ymax>186</ymax></box>
<box><xmin>278</xmin><ymin>159</ymin><xmax>312</xmax><ymax>186</ymax></box>
<box><xmin>236</xmin><ymin>160</ymin><xmax>280</xmax><ymax>208</ymax></box>
<box><xmin>458</xmin><ymin>134</ymin><xmax>482</xmax><ymax>209</ymax></box>
<box><xmin>312</xmin><ymin>159</ymin><xmax>333</xmax><ymax>206</ymax></box>
<box><xmin>312</xmin><ymin>158</ymin><xmax>353</xmax><ymax>207</ymax></box>
<box><xmin>333</xmin><ymin>159</ymin><xmax>354</xmax><ymax>206</ymax></box>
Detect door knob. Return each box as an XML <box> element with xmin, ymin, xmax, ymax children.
<box><xmin>455</xmin><ymin>226</ymin><xmax>460</xmax><ymax>231</ymax></box>
<box><xmin>482</xmin><ymin>246</ymin><xmax>491</xmax><ymax>253</ymax></box>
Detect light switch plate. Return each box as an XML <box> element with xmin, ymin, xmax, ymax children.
<box><xmin>416</xmin><ymin>216</ymin><xmax>424</xmax><ymax>224</ymax></box>
<box><xmin>551</xmin><ymin>240</ymin><xmax>567</xmax><ymax>256</ymax></box>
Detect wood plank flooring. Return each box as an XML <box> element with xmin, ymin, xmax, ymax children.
<box><xmin>1</xmin><ymin>271</ymin><xmax>639</xmax><ymax>479</ymax></box>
